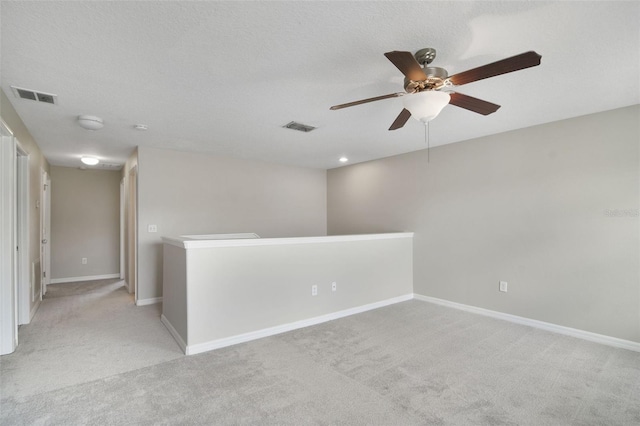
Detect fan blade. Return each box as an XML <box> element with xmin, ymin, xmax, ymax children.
<box><xmin>330</xmin><ymin>93</ymin><xmax>404</xmax><ymax>110</ymax></box>
<box><xmin>448</xmin><ymin>92</ymin><xmax>501</xmax><ymax>115</ymax></box>
<box><xmin>389</xmin><ymin>109</ymin><xmax>411</xmax><ymax>131</ymax></box>
<box><xmin>447</xmin><ymin>51</ymin><xmax>542</xmax><ymax>86</ymax></box>
<box><xmin>384</xmin><ymin>51</ymin><xmax>428</xmax><ymax>82</ymax></box>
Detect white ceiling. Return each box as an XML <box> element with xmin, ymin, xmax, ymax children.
<box><xmin>1</xmin><ymin>1</ymin><xmax>638</xmax><ymax>170</ymax></box>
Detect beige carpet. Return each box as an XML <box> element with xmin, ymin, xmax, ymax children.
<box><xmin>0</xmin><ymin>279</ymin><xmax>183</xmax><ymax>399</ymax></box>
<box><xmin>1</xmin><ymin>279</ymin><xmax>639</xmax><ymax>425</ymax></box>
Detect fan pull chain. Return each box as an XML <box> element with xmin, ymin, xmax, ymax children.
<box><xmin>424</xmin><ymin>121</ymin><xmax>430</xmax><ymax>163</ymax></box>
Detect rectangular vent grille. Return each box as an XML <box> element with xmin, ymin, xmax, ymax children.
<box><xmin>99</xmin><ymin>163</ymin><xmax>123</xmax><ymax>170</ymax></box>
<box><xmin>16</xmin><ymin>88</ymin><xmax>37</xmax><ymax>101</ymax></box>
<box><xmin>283</xmin><ymin>121</ymin><xmax>316</xmax><ymax>133</ymax></box>
<box><xmin>11</xmin><ymin>86</ymin><xmax>58</xmax><ymax>105</ymax></box>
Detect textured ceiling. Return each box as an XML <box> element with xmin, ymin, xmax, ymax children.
<box><xmin>1</xmin><ymin>1</ymin><xmax>639</xmax><ymax>169</ymax></box>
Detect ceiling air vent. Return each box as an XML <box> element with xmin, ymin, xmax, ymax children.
<box><xmin>11</xmin><ymin>86</ymin><xmax>58</xmax><ymax>105</ymax></box>
<box><xmin>283</xmin><ymin>121</ymin><xmax>316</xmax><ymax>133</ymax></box>
<box><xmin>99</xmin><ymin>163</ymin><xmax>123</xmax><ymax>170</ymax></box>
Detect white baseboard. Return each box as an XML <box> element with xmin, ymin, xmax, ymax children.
<box><xmin>161</xmin><ymin>314</ymin><xmax>187</xmax><ymax>354</ymax></box>
<box><xmin>413</xmin><ymin>294</ymin><xmax>640</xmax><ymax>353</ymax></box>
<box><xmin>185</xmin><ymin>293</ymin><xmax>414</xmax><ymax>356</ymax></box>
<box><xmin>50</xmin><ymin>273</ymin><xmax>120</xmax><ymax>284</ymax></box>
<box><xmin>29</xmin><ymin>299</ymin><xmax>41</xmax><ymax>322</ymax></box>
<box><xmin>136</xmin><ymin>297</ymin><xmax>163</xmax><ymax>306</ymax></box>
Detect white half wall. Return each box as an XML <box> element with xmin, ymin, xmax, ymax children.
<box><xmin>162</xmin><ymin>233</ymin><xmax>413</xmax><ymax>354</ymax></box>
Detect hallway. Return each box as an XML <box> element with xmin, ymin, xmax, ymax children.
<box><xmin>0</xmin><ymin>279</ymin><xmax>182</xmax><ymax>400</ymax></box>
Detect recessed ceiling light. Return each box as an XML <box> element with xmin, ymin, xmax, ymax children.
<box><xmin>77</xmin><ymin>115</ymin><xmax>103</xmax><ymax>130</ymax></box>
<box><xmin>134</xmin><ymin>124</ymin><xmax>148</xmax><ymax>131</ymax></box>
<box><xmin>339</xmin><ymin>157</ymin><xmax>348</xmax><ymax>163</ymax></box>
<box><xmin>81</xmin><ymin>156</ymin><xmax>99</xmax><ymax>166</ymax></box>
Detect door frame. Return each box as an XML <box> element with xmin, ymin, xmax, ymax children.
<box><xmin>16</xmin><ymin>141</ymin><xmax>31</xmax><ymax>324</ymax></box>
<box><xmin>127</xmin><ymin>166</ymin><xmax>138</xmax><ymax>300</ymax></box>
<box><xmin>120</xmin><ymin>178</ymin><xmax>125</xmax><ymax>280</ymax></box>
<box><xmin>40</xmin><ymin>169</ymin><xmax>51</xmax><ymax>296</ymax></box>
<box><xmin>1</xmin><ymin>119</ymin><xmax>17</xmax><ymax>354</ymax></box>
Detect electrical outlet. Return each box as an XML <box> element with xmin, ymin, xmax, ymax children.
<box><xmin>82</xmin><ymin>257</ymin><xmax>87</xmax><ymax>265</ymax></box>
<box><xmin>499</xmin><ymin>281</ymin><xmax>508</xmax><ymax>292</ymax></box>
<box><xmin>311</xmin><ymin>285</ymin><xmax>318</xmax><ymax>296</ymax></box>
<box><xmin>332</xmin><ymin>282</ymin><xmax>337</xmax><ymax>292</ymax></box>
<box><xmin>148</xmin><ymin>224</ymin><xmax>158</xmax><ymax>233</ymax></box>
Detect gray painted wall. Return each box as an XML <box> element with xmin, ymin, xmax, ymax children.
<box><xmin>137</xmin><ymin>146</ymin><xmax>327</xmax><ymax>301</ymax></box>
<box><xmin>328</xmin><ymin>105</ymin><xmax>640</xmax><ymax>343</ymax></box>
<box><xmin>50</xmin><ymin>166</ymin><xmax>121</xmax><ymax>280</ymax></box>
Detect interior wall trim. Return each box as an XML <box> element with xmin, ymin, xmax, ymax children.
<box><xmin>136</xmin><ymin>297</ymin><xmax>163</xmax><ymax>306</ymax></box>
<box><xmin>50</xmin><ymin>273</ymin><xmax>120</xmax><ymax>284</ymax></box>
<box><xmin>29</xmin><ymin>299</ymin><xmax>41</xmax><ymax>322</ymax></box>
<box><xmin>414</xmin><ymin>294</ymin><xmax>640</xmax><ymax>353</ymax></box>
<box><xmin>161</xmin><ymin>314</ymin><xmax>186</xmax><ymax>353</ymax></box>
<box><xmin>179</xmin><ymin>293</ymin><xmax>414</xmax><ymax>356</ymax></box>
<box><xmin>164</xmin><ymin>232</ymin><xmax>414</xmax><ymax>249</ymax></box>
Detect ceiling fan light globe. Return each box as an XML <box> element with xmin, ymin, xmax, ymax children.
<box><xmin>403</xmin><ymin>91</ymin><xmax>450</xmax><ymax>123</ymax></box>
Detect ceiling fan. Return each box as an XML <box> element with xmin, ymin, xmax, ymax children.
<box><xmin>330</xmin><ymin>48</ymin><xmax>542</xmax><ymax>130</ymax></box>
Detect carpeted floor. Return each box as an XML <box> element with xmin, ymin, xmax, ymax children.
<box><xmin>1</xmin><ymin>280</ymin><xmax>639</xmax><ymax>425</ymax></box>
<box><xmin>0</xmin><ymin>279</ymin><xmax>183</xmax><ymax>401</ymax></box>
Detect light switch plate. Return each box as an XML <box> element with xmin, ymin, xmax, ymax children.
<box><xmin>148</xmin><ymin>224</ymin><xmax>158</xmax><ymax>233</ymax></box>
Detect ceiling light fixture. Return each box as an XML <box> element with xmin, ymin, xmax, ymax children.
<box><xmin>339</xmin><ymin>157</ymin><xmax>348</xmax><ymax>163</ymax></box>
<box><xmin>403</xmin><ymin>91</ymin><xmax>451</xmax><ymax>124</ymax></box>
<box><xmin>134</xmin><ymin>124</ymin><xmax>148</xmax><ymax>131</ymax></box>
<box><xmin>81</xmin><ymin>156</ymin><xmax>99</xmax><ymax>166</ymax></box>
<box><xmin>77</xmin><ymin>115</ymin><xmax>104</xmax><ymax>130</ymax></box>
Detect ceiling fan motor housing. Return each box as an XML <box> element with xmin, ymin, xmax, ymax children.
<box><xmin>404</xmin><ymin>66</ymin><xmax>449</xmax><ymax>93</ymax></box>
